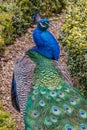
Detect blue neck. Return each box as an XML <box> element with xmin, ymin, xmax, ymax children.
<box><xmin>31</xmin><ymin>25</ymin><xmax>60</xmax><ymax>61</ymax></box>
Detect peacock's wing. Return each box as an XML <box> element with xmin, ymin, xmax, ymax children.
<box><xmin>12</xmin><ymin>55</ymin><xmax>36</xmax><ymax>119</ymax></box>
<box><xmin>24</xmin><ymin>81</ymin><xmax>87</xmax><ymax>130</ymax></box>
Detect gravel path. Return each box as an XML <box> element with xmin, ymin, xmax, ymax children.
<box><xmin>0</xmin><ymin>14</ymin><xmax>69</xmax><ymax>130</ymax></box>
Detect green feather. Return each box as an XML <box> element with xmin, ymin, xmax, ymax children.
<box><xmin>25</xmin><ymin>50</ymin><xmax>87</xmax><ymax>130</ymax></box>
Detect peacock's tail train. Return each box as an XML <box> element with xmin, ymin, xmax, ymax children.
<box><xmin>24</xmin><ymin>50</ymin><xmax>87</xmax><ymax>130</ymax></box>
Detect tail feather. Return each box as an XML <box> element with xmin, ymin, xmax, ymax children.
<box><xmin>24</xmin><ymin>50</ymin><xmax>87</xmax><ymax>130</ymax></box>
<box><xmin>11</xmin><ymin>73</ymin><xmax>20</xmax><ymax>112</ymax></box>
<box><xmin>24</xmin><ymin>81</ymin><xmax>87</xmax><ymax>130</ymax></box>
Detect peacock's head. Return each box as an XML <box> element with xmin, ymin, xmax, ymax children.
<box><xmin>37</xmin><ymin>18</ymin><xmax>50</xmax><ymax>31</ymax></box>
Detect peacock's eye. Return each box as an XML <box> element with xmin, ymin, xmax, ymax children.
<box><xmin>42</xmin><ymin>22</ymin><xmax>45</xmax><ymax>25</ymax></box>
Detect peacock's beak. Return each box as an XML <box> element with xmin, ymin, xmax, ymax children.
<box><xmin>45</xmin><ymin>22</ymin><xmax>56</xmax><ymax>28</ymax></box>
<box><xmin>49</xmin><ymin>23</ymin><xmax>56</xmax><ymax>28</ymax></box>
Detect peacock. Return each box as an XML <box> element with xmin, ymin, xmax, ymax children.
<box><xmin>11</xmin><ymin>15</ymin><xmax>87</xmax><ymax>130</ymax></box>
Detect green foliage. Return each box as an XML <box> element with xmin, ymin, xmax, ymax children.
<box><xmin>8</xmin><ymin>2</ymin><xmax>29</xmax><ymax>37</ymax></box>
<box><xmin>0</xmin><ymin>12</ymin><xmax>14</xmax><ymax>45</ymax></box>
<box><xmin>59</xmin><ymin>0</ymin><xmax>87</xmax><ymax>96</ymax></box>
<box><xmin>17</xmin><ymin>0</ymin><xmax>34</xmax><ymax>22</ymax></box>
<box><xmin>0</xmin><ymin>2</ymin><xmax>15</xmax><ymax>45</ymax></box>
<box><xmin>0</xmin><ymin>103</ymin><xmax>15</xmax><ymax>130</ymax></box>
<box><xmin>0</xmin><ymin>35</ymin><xmax>5</xmax><ymax>55</ymax></box>
<box><xmin>0</xmin><ymin>1</ymin><xmax>27</xmax><ymax>55</ymax></box>
<box><xmin>17</xmin><ymin>0</ymin><xmax>65</xmax><ymax>19</ymax></box>
<box><xmin>0</xmin><ymin>2</ymin><xmax>14</xmax><ymax>55</ymax></box>
<box><xmin>31</xmin><ymin>0</ymin><xmax>64</xmax><ymax>16</ymax></box>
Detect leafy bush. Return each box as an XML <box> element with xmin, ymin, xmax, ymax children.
<box><xmin>0</xmin><ymin>1</ymin><xmax>25</xmax><ymax>39</ymax></box>
<box><xmin>0</xmin><ymin>1</ymin><xmax>25</xmax><ymax>54</ymax></box>
<box><xmin>0</xmin><ymin>35</ymin><xmax>5</xmax><ymax>56</ymax></box>
<box><xmin>59</xmin><ymin>0</ymin><xmax>87</xmax><ymax>96</ymax></box>
<box><xmin>0</xmin><ymin>2</ymin><xmax>15</xmax><ymax>55</ymax></box>
<box><xmin>0</xmin><ymin>12</ymin><xmax>14</xmax><ymax>45</ymax></box>
<box><xmin>16</xmin><ymin>0</ymin><xmax>34</xmax><ymax>22</ymax></box>
<box><xmin>31</xmin><ymin>0</ymin><xmax>64</xmax><ymax>16</ymax></box>
<box><xmin>16</xmin><ymin>0</ymin><xmax>65</xmax><ymax>19</ymax></box>
<box><xmin>7</xmin><ymin>2</ymin><xmax>29</xmax><ymax>37</ymax></box>
<box><xmin>0</xmin><ymin>103</ymin><xmax>15</xmax><ymax>130</ymax></box>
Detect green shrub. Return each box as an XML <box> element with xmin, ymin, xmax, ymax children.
<box><xmin>16</xmin><ymin>0</ymin><xmax>66</xmax><ymax>20</ymax></box>
<box><xmin>6</xmin><ymin>2</ymin><xmax>29</xmax><ymax>37</ymax></box>
<box><xmin>59</xmin><ymin>0</ymin><xmax>87</xmax><ymax>97</ymax></box>
<box><xmin>16</xmin><ymin>0</ymin><xmax>34</xmax><ymax>22</ymax></box>
<box><xmin>0</xmin><ymin>2</ymin><xmax>16</xmax><ymax>47</ymax></box>
<box><xmin>0</xmin><ymin>1</ymin><xmax>27</xmax><ymax>45</ymax></box>
<box><xmin>0</xmin><ymin>35</ymin><xmax>5</xmax><ymax>55</ymax></box>
<box><xmin>0</xmin><ymin>103</ymin><xmax>15</xmax><ymax>130</ymax></box>
<box><xmin>31</xmin><ymin>0</ymin><xmax>64</xmax><ymax>16</ymax></box>
<box><xmin>12</xmin><ymin>11</ymin><xmax>28</xmax><ymax>37</ymax></box>
<box><xmin>0</xmin><ymin>12</ymin><xmax>14</xmax><ymax>45</ymax></box>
